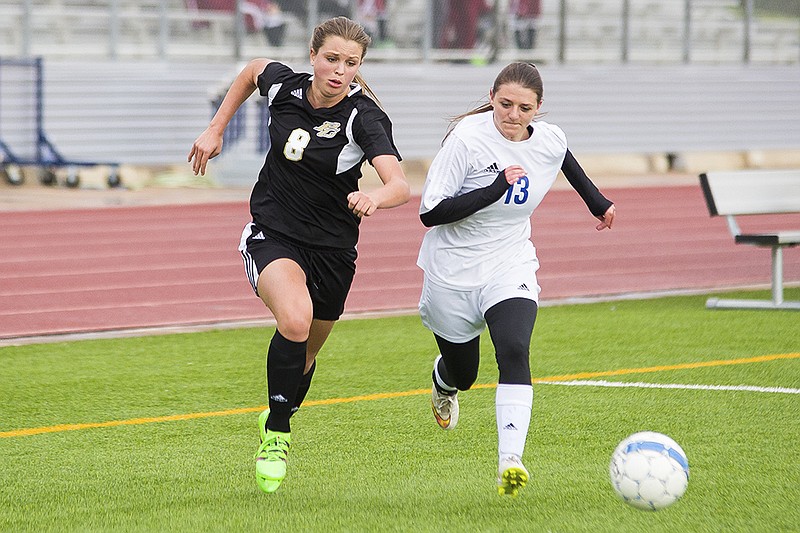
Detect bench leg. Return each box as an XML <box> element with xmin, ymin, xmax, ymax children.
<box><xmin>705</xmin><ymin>244</ymin><xmax>800</xmax><ymax>310</ymax></box>
<box><xmin>771</xmin><ymin>246</ymin><xmax>783</xmax><ymax>306</ymax></box>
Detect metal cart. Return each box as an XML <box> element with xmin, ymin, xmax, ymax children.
<box><xmin>0</xmin><ymin>57</ymin><xmax>121</xmax><ymax>188</ymax></box>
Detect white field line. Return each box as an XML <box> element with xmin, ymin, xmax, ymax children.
<box><xmin>541</xmin><ymin>379</ymin><xmax>800</xmax><ymax>394</ymax></box>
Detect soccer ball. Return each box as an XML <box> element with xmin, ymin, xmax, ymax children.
<box><xmin>609</xmin><ymin>431</ymin><xmax>689</xmax><ymax>511</ymax></box>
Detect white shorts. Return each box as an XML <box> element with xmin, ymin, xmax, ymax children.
<box><xmin>419</xmin><ymin>260</ymin><xmax>540</xmax><ymax>343</ymax></box>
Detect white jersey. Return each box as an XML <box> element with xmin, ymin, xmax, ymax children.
<box><xmin>417</xmin><ymin>112</ymin><xmax>567</xmax><ymax>290</ymax></box>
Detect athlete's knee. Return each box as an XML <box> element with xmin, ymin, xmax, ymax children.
<box><xmin>495</xmin><ymin>344</ymin><xmax>531</xmax><ymax>385</ymax></box>
<box><xmin>494</xmin><ymin>333</ymin><xmax>532</xmax><ymax>384</ymax></box>
<box><xmin>436</xmin><ymin>335</ymin><xmax>480</xmax><ymax>391</ymax></box>
<box><xmin>274</xmin><ymin>315</ymin><xmax>312</xmax><ymax>342</ymax></box>
<box><xmin>495</xmin><ymin>335</ymin><xmax>530</xmax><ymax>365</ymax></box>
<box><xmin>448</xmin><ymin>364</ymin><xmax>479</xmax><ymax>391</ymax></box>
<box><xmin>486</xmin><ymin>298</ymin><xmax>537</xmax><ymax>385</ymax></box>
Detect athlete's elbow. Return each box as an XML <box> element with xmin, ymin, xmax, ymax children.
<box><xmin>419</xmin><ymin>211</ymin><xmax>437</xmax><ymax>227</ymax></box>
<box><xmin>398</xmin><ymin>182</ymin><xmax>411</xmax><ymax>205</ymax></box>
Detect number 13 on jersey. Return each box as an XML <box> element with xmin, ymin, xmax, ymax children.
<box><xmin>504</xmin><ymin>175</ymin><xmax>529</xmax><ymax>205</ymax></box>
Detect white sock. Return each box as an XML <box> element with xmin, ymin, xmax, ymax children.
<box><xmin>496</xmin><ymin>383</ymin><xmax>533</xmax><ymax>461</ymax></box>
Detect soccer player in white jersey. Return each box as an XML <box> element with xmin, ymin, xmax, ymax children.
<box><xmin>417</xmin><ymin>62</ymin><xmax>615</xmax><ymax>496</ymax></box>
<box><xmin>188</xmin><ymin>17</ymin><xmax>410</xmax><ymax>494</ymax></box>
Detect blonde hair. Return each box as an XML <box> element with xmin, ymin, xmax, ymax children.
<box><xmin>444</xmin><ymin>62</ymin><xmax>545</xmax><ymax>141</ymax></box>
<box><xmin>310</xmin><ymin>16</ymin><xmax>382</xmax><ymax>106</ymax></box>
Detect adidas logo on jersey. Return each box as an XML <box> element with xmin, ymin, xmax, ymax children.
<box><xmin>291</xmin><ymin>88</ymin><xmax>303</xmax><ymax>100</ymax></box>
<box><xmin>253</xmin><ymin>231</ymin><xmax>265</xmax><ymax>240</ymax></box>
<box><xmin>482</xmin><ymin>162</ymin><xmax>500</xmax><ymax>174</ymax></box>
<box><xmin>517</xmin><ymin>283</ymin><xmax>530</xmax><ymax>291</ymax></box>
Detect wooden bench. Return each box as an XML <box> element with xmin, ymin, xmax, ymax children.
<box><xmin>699</xmin><ymin>169</ymin><xmax>800</xmax><ymax>310</ymax></box>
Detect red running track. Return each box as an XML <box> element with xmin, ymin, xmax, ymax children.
<box><xmin>1</xmin><ymin>185</ymin><xmax>798</xmax><ymax>340</ymax></box>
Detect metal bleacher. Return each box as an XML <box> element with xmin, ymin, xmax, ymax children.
<box><xmin>0</xmin><ymin>0</ymin><xmax>798</xmax><ymax>63</ymax></box>
<box><xmin>17</xmin><ymin>58</ymin><xmax>798</xmax><ymax>179</ymax></box>
<box><xmin>0</xmin><ymin>1</ymin><xmax>798</xmax><ymax>186</ymax></box>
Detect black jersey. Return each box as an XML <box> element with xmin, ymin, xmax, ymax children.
<box><xmin>250</xmin><ymin>62</ymin><xmax>401</xmax><ymax>250</ymax></box>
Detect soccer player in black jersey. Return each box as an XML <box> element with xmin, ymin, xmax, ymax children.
<box><xmin>188</xmin><ymin>16</ymin><xmax>410</xmax><ymax>494</ymax></box>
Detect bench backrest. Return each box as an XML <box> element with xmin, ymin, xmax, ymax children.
<box><xmin>699</xmin><ymin>169</ymin><xmax>800</xmax><ymax>216</ymax></box>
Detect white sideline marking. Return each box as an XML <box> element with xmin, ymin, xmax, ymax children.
<box><xmin>544</xmin><ymin>380</ymin><xmax>800</xmax><ymax>395</ymax></box>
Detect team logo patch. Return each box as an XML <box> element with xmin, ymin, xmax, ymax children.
<box><xmin>314</xmin><ymin>121</ymin><xmax>341</xmax><ymax>139</ymax></box>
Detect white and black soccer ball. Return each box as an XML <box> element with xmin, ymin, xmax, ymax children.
<box><xmin>609</xmin><ymin>431</ymin><xmax>689</xmax><ymax>511</ymax></box>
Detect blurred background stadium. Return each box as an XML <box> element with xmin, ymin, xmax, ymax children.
<box><xmin>0</xmin><ymin>0</ymin><xmax>799</xmax><ymax>188</ymax></box>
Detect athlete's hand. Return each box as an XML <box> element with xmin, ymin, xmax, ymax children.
<box><xmin>347</xmin><ymin>191</ymin><xmax>378</xmax><ymax>218</ymax></box>
<box><xmin>596</xmin><ymin>204</ymin><xmax>615</xmax><ymax>231</ymax></box>
<box><xmin>503</xmin><ymin>165</ymin><xmax>527</xmax><ymax>185</ymax></box>
<box><xmin>188</xmin><ymin>127</ymin><xmax>224</xmax><ymax>176</ymax></box>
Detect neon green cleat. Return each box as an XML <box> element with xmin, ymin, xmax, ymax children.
<box><xmin>497</xmin><ymin>455</ymin><xmax>529</xmax><ymax>497</ymax></box>
<box><xmin>257</xmin><ymin>409</ymin><xmax>269</xmax><ymax>442</ymax></box>
<box><xmin>255</xmin><ymin>410</ymin><xmax>291</xmax><ymax>494</ymax></box>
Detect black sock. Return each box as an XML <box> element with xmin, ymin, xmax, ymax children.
<box><xmin>265</xmin><ymin>330</ymin><xmax>307</xmax><ymax>433</ymax></box>
<box><xmin>291</xmin><ymin>360</ymin><xmax>316</xmax><ymax>415</ymax></box>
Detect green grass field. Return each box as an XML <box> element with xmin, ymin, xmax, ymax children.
<box><xmin>2</xmin><ymin>289</ymin><xmax>799</xmax><ymax>532</ymax></box>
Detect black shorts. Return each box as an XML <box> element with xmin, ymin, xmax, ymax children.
<box><xmin>238</xmin><ymin>222</ymin><xmax>357</xmax><ymax>321</ymax></box>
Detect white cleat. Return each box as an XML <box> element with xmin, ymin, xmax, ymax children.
<box><xmin>497</xmin><ymin>455</ymin><xmax>529</xmax><ymax>497</ymax></box>
<box><xmin>431</xmin><ymin>356</ymin><xmax>459</xmax><ymax>430</ymax></box>
<box><xmin>431</xmin><ymin>384</ymin><xmax>459</xmax><ymax>430</ymax></box>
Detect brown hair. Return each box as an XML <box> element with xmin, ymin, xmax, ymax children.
<box><xmin>444</xmin><ymin>62</ymin><xmax>544</xmax><ymax>140</ymax></box>
<box><xmin>310</xmin><ymin>16</ymin><xmax>382</xmax><ymax>105</ymax></box>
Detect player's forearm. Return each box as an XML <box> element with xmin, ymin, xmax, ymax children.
<box><xmin>419</xmin><ymin>171</ymin><xmax>509</xmax><ymax>227</ymax></box>
<box><xmin>370</xmin><ymin>155</ymin><xmax>410</xmax><ymax>208</ymax></box>
<box><xmin>373</xmin><ymin>175</ymin><xmax>411</xmax><ymax>209</ymax></box>
<box><xmin>561</xmin><ymin>149</ymin><xmax>613</xmax><ymax>217</ymax></box>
